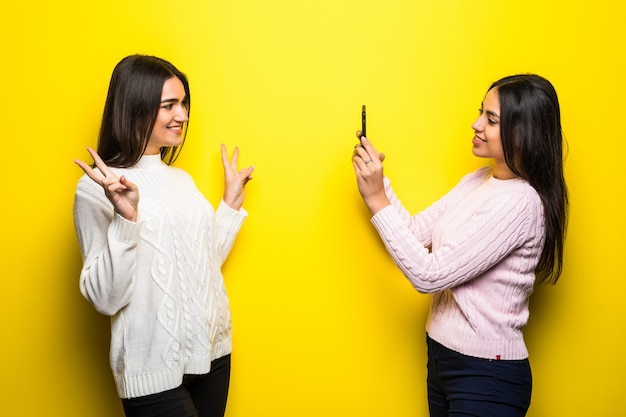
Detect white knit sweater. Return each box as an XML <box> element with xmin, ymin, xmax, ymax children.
<box><xmin>73</xmin><ymin>154</ymin><xmax>247</xmax><ymax>398</ymax></box>
<box><xmin>371</xmin><ymin>167</ymin><xmax>544</xmax><ymax>360</ymax></box>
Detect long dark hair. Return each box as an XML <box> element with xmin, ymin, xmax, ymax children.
<box><xmin>490</xmin><ymin>74</ymin><xmax>569</xmax><ymax>284</ymax></box>
<box><xmin>97</xmin><ymin>54</ymin><xmax>191</xmax><ymax>167</ymax></box>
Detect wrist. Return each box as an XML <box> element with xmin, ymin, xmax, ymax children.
<box><xmin>364</xmin><ymin>194</ymin><xmax>390</xmax><ymax>216</ymax></box>
<box><xmin>223</xmin><ymin>197</ymin><xmax>242</xmax><ymax>211</ymax></box>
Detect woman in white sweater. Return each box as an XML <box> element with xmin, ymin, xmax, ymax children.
<box><xmin>352</xmin><ymin>74</ymin><xmax>568</xmax><ymax>417</ymax></box>
<box><xmin>73</xmin><ymin>55</ymin><xmax>254</xmax><ymax>417</ymax></box>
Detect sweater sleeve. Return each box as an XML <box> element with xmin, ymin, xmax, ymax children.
<box><xmin>382</xmin><ymin>169</ymin><xmax>488</xmax><ymax>248</ymax></box>
<box><xmin>211</xmin><ymin>200</ymin><xmax>248</xmax><ymax>266</ymax></box>
<box><xmin>73</xmin><ymin>177</ymin><xmax>142</xmax><ymax>316</ymax></box>
<box><xmin>383</xmin><ymin>178</ymin><xmax>432</xmax><ymax>247</ymax></box>
<box><xmin>371</xmin><ymin>179</ymin><xmax>540</xmax><ymax>294</ymax></box>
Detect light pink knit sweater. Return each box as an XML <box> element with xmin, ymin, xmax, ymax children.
<box><xmin>371</xmin><ymin>167</ymin><xmax>544</xmax><ymax>360</ymax></box>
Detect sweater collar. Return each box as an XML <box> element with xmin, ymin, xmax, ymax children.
<box><xmin>488</xmin><ymin>174</ymin><xmax>524</xmax><ymax>186</ymax></box>
<box><xmin>135</xmin><ymin>153</ymin><xmax>165</xmax><ymax>169</ymax></box>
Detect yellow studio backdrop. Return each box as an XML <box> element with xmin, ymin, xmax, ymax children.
<box><xmin>1</xmin><ymin>0</ymin><xmax>624</xmax><ymax>415</ymax></box>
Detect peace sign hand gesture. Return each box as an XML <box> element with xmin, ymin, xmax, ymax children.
<box><xmin>74</xmin><ymin>147</ymin><xmax>139</xmax><ymax>222</ymax></box>
<box><xmin>221</xmin><ymin>144</ymin><xmax>254</xmax><ymax>211</ymax></box>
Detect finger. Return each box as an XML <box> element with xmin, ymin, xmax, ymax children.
<box><xmin>104</xmin><ymin>180</ymin><xmax>129</xmax><ymax>195</ymax></box>
<box><xmin>221</xmin><ymin>144</ymin><xmax>241</xmax><ymax>171</ymax></box>
<box><xmin>230</xmin><ymin>146</ymin><xmax>240</xmax><ymax>169</ymax></box>
<box><xmin>353</xmin><ymin>143</ymin><xmax>373</xmax><ymax>162</ymax></box>
<box><xmin>359</xmin><ymin>136</ymin><xmax>378</xmax><ymax>156</ymax></box>
<box><xmin>352</xmin><ymin>154</ymin><xmax>371</xmax><ymax>171</ymax></box>
<box><xmin>361</xmin><ymin>138</ymin><xmax>383</xmax><ymax>165</ymax></box>
<box><xmin>221</xmin><ymin>144</ymin><xmax>229</xmax><ymax>167</ymax></box>
<box><xmin>355</xmin><ymin>147</ymin><xmax>385</xmax><ymax>162</ymax></box>
<box><xmin>119</xmin><ymin>175</ymin><xmax>138</xmax><ymax>192</ymax></box>
<box><xmin>352</xmin><ymin>158</ymin><xmax>367</xmax><ymax>176</ymax></box>
<box><xmin>236</xmin><ymin>168</ymin><xmax>253</xmax><ymax>188</ymax></box>
<box><xmin>74</xmin><ymin>158</ymin><xmax>104</xmax><ymax>183</ymax></box>
<box><xmin>240</xmin><ymin>166</ymin><xmax>254</xmax><ymax>184</ymax></box>
<box><xmin>86</xmin><ymin>147</ymin><xmax>115</xmax><ymax>178</ymax></box>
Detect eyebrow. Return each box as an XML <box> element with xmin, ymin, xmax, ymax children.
<box><xmin>480</xmin><ymin>101</ymin><xmax>500</xmax><ymax>118</ymax></box>
<box><xmin>485</xmin><ymin>109</ymin><xmax>500</xmax><ymax>119</ymax></box>
<box><xmin>161</xmin><ymin>98</ymin><xmax>180</xmax><ymax>104</ymax></box>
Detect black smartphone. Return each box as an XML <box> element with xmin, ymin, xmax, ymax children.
<box><xmin>361</xmin><ymin>105</ymin><xmax>367</xmax><ymax>138</ymax></box>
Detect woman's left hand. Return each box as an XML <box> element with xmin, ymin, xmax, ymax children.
<box><xmin>352</xmin><ymin>131</ymin><xmax>390</xmax><ymax>215</ymax></box>
<box><xmin>222</xmin><ymin>144</ymin><xmax>254</xmax><ymax>210</ymax></box>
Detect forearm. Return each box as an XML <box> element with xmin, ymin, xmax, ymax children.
<box><xmin>212</xmin><ymin>200</ymin><xmax>248</xmax><ymax>263</ymax></box>
<box><xmin>370</xmin><ymin>200</ymin><xmax>529</xmax><ymax>294</ymax></box>
<box><xmin>74</xmin><ymin>183</ymin><xmax>143</xmax><ymax>314</ymax></box>
<box><xmin>78</xmin><ymin>214</ymin><xmax>141</xmax><ymax>315</ymax></box>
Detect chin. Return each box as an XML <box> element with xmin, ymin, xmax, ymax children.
<box><xmin>472</xmin><ymin>150</ymin><xmax>489</xmax><ymax>159</ymax></box>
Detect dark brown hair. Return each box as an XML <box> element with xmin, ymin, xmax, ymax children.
<box><xmin>97</xmin><ymin>55</ymin><xmax>190</xmax><ymax>167</ymax></box>
<box><xmin>490</xmin><ymin>74</ymin><xmax>569</xmax><ymax>284</ymax></box>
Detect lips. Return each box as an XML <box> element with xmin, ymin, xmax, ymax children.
<box><xmin>473</xmin><ymin>135</ymin><xmax>487</xmax><ymax>143</ymax></box>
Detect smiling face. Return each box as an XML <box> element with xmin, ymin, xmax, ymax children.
<box><xmin>471</xmin><ymin>87</ymin><xmax>518</xmax><ymax>179</ymax></box>
<box><xmin>471</xmin><ymin>87</ymin><xmax>505</xmax><ymax>162</ymax></box>
<box><xmin>144</xmin><ymin>76</ymin><xmax>189</xmax><ymax>155</ymax></box>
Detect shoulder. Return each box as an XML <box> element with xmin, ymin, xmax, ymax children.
<box><xmin>451</xmin><ymin>170</ymin><xmax>542</xmax><ymax>218</ymax></box>
<box><xmin>162</xmin><ymin>165</ymin><xmax>197</xmax><ymax>188</ymax></box>
<box><xmin>75</xmin><ymin>171</ymin><xmax>108</xmax><ymax>199</ymax></box>
<box><xmin>460</xmin><ymin>167</ymin><xmax>492</xmax><ymax>184</ymax></box>
<box><xmin>446</xmin><ymin>167</ymin><xmax>491</xmax><ymax>196</ymax></box>
<box><xmin>461</xmin><ymin>169</ymin><xmax>540</xmax><ymax>208</ymax></box>
<box><xmin>487</xmin><ymin>178</ymin><xmax>543</xmax><ymax>220</ymax></box>
<box><xmin>74</xmin><ymin>173</ymin><xmax>113</xmax><ymax>215</ymax></box>
<box><xmin>497</xmin><ymin>177</ymin><xmax>541</xmax><ymax>202</ymax></box>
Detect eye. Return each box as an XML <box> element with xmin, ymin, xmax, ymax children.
<box><xmin>488</xmin><ymin>118</ymin><xmax>498</xmax><ymax>126</ymax></box>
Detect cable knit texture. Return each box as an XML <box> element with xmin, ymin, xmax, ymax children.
<box><xmin>371</xmin><ymin>167</ymin><xmax>544</xmax><ymax>360</ymax></box>
<box><xmin>73</xmin><ymin>154</ymin><xmax>247</xmax><ymax>398</ymax></box>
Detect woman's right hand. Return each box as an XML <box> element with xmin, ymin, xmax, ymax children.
<box><xmin>74</xmin><ymin>147</ymin><xmax>139</xmax><ymax>222</ymax></box>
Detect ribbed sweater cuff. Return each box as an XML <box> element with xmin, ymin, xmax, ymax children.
<box><xmin>370</xmin><ymin>204</ymin><xmax>401</xmax><ymax>235</ymax></box>
<box><xmin>216</xmin><ymin>200</ymin><xmax>247</xmax><ymax>232</ymax></box>
<box><xmin>109</xmin><ymin>213</ymin><xmax>142</xmax><ymax>244</ymax></box>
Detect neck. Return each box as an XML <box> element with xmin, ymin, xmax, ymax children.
<box><xmin>492</xmin><ymin>162</ymin><xmax>518</xmax><ymax>180</ymax></box>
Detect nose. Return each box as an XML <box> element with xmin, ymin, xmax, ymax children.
<box><xmin>175</xmin><ymin>104</ymin><xmax>189</xmax><ymax>123</ymax></box>
<box><xmin>471</xmin><ymin>114</ymin><xmax>483</xmax><ymax>132</ymax></box>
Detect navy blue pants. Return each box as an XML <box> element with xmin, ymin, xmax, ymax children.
<box><xmin>426</xmin><ymin>336</ymin><xmax>532</xmax><ymax>417</ymax></box>
<box><xmin>121</xmin><ymin>354</ymin><xmax>231</xmax><ymax>417</ymax></box>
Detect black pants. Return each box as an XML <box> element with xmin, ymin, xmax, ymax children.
<box><xmin>122</xmin><ymin>354</ymin><xmax>231</xmax><ymax>417</ymax></box>
<box><xmin>427</xmin><ymin>336</ymin><xmax>532</xmax><ymax>417</ymax></box>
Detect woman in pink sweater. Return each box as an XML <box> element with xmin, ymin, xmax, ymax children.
<box><xmin>352</xmin><ymin>74</ymin><xmax>568</xmax><ymax>417</ymax></box>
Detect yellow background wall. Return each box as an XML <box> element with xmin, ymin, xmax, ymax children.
<box><xmin>1</xmin><ymin>1</ymin><xmax>623</xmax><ymax>415</ymax></box>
